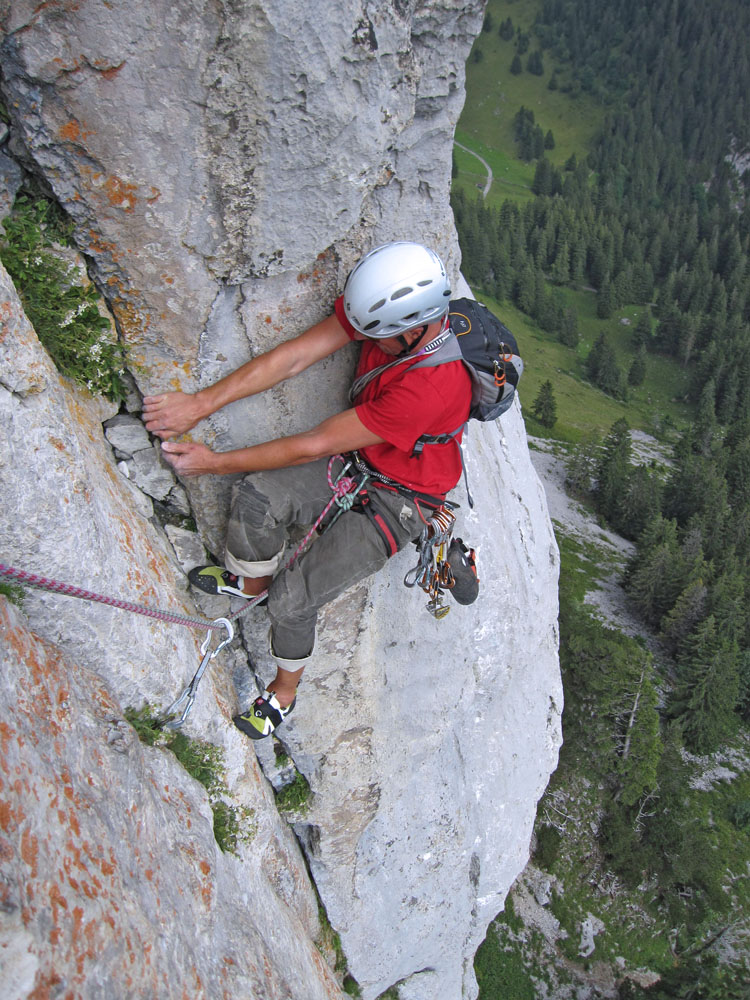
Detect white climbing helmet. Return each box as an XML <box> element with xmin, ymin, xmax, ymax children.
<box><xmin>343</xmin><ymin>241</ymin><xmax>452</xmax><ymax>338</ymax></box>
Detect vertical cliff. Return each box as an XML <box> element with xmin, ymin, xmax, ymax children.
<box><xmin>0</xmin><ymin>3</ymin><xmax>562</xmax><ymax>998</ymax></box>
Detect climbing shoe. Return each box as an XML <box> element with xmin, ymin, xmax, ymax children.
<box><xmin>188</xmin><ymin>564</ymin><xmax>266</xmax><ymax>603</ymax></box>
<box><xmin>233</xmin><ymin>691</ymin><xmax>295</xmax><ymax>740</ymax></box>
<box><xmin>446</xmin><ymin>538</ymin><xmax>480</xmax><ymax>605</ymax></box>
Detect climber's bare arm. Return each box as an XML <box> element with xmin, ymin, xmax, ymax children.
<box><xmin>160</xmin><ymin>408</ymin><xmax>383</xmax><ymax>477</ymax></box>
<box><xmin>143</xmin><ymin>313</ymin><xmax>350</xmax><ymax>439</ymax></box>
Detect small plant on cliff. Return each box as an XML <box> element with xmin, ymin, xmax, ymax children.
<box><xmin>0</xmin><ymin>580</ymin><xmax>24</xmax><ymax>606</ymax></box>
<box><xmin>275</xmin><ymin>768</ymin><xmax>312</xmax><ymax>815</ymax></box>
<box><xmin>124</xmin><ymin>705</ymin><xmax>256</xmax><ymax>853</ymax></box>
<box><xmin>0</xmin><ymin>193</ymin><xmax>127</xmax><ymax>401</ymax></box>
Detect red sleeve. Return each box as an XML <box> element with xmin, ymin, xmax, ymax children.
<box><xmin>334</xmin><ymin>295</ymin><xmax>362</xmax><ymax>342</ymax></box>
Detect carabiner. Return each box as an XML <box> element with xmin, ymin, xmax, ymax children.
<box><xmin>161</xmin><ymin>618</ymin><xmax>234</xmax><ymax>730</ymax></box>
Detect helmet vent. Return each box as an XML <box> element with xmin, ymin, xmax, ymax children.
<box><xmin>417</xmin><ymin>279</ymin><xmax>433</xmax><ymax>287</ymax></box>
<box><xmin>368</xmin><ymin>298</ymin><xmax>386</xmax><ymax>313</ymax></box>
<box><xmin>390</xmin><ymin>286</ymin><xmax>413</xmax><ymax>300</ymax></box>
<box><xmin>363</xmin><ymin>319</ymin><xmax>381</xmax><ymax>331</ymax></box>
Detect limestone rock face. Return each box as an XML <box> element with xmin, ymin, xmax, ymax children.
<box><xmin>0</xmin><ymin>597</ymin><xmax>344</xmax><ymax>1000</ymax></box>
<box><xmin>0</xmin><ymin>3</ymin><xmax>562</xmax><ymax>998</ymax></box>
<box><xmin>1</xmin><ymin>0</ymin><xmax>482</xmax><ymax>550</ymax></box>
<box><xmin>248</xmin><ymin>394</ymin><xmax>562</xmax><ymax>999</ymax></box>
<box><xmin>0</xmin><ymin>261</ymin><xmax>342</xmax><ymax>1000</ymax></box>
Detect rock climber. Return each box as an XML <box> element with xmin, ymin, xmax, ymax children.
<box><xmin>143</xmin><ymin>241</ymin><xmax>472</xmax><ymax>739</ymax></box>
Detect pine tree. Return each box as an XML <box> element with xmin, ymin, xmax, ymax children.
<box><xmin>597</xmin><ymin>278</ymin><xmax>614</xmax><ymax>318</ymax></box>
<box><xmin>618</xmin><ymin>464</ymin><xmax>662</xmax><ymax>539</ymax></box>
<box><xmin>632</xmin><ymin>310</ymin><xmax>652</xmax><ymax>349</ymax></box>
<box><xmin>660</xmin><ymin>578</ymin><xmax>708</xmax><ymax>655</ymax></box>
<box><xmin>628</xmin><ymin>344</ymin><xmax>647</xmax><ymax>386</ymax></box>
<box><xmin>499</xmin><ymin>17</ymin><xmax>514</xmax><ymax>41</ymax></box>
<box><xmin>565</xmin><ymin>434</ymin><xmax>600</xmax><ymax>496</ymax></box>
<box><xmin>616</xmin><ymin>661</ymin><xmax>662</xmax><ymax>809</ymax></box>
<box><xmin>671</xmin><ymin>616</ymin><xmax>740</xmax><ymax>753</ymax></box>
<box><xmin>531</xmin><ymin>380</ymin><xmax>557</xmax><ymax>428</ymax></box>
<box><xmin>527</xmin><ymin>50</ymin><xmax>544</xmax><ymax>76</ymax></box>
<box><xmin>510</xmin><ymin>53</ymin><xmax>523</xmax><ymax>75</ymax></box>
<box><xmin>595</xmin><ymin>418</ymin><xmax>632</xmax><ymax>525</ymax></box>
<box><xmin>625</xmin><ymin>515</ymin><xmax>683</xmax><ymax>626</ymax></box>
<box><xmin>587</xmin><ymin>333</ymin><xmax>625</xmax><ymax>398</ymax></box>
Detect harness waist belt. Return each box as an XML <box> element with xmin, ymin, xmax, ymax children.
<box><xmin>348</xmin><ymin>452</ymin><xmax>448</xmax><ymax>510</ymax></box>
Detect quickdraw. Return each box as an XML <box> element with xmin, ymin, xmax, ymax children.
<box><xmin>160</xmin><ymin>618</ymin><xmax>235</xmax><ymax>729</ymax></box>
<box><xmin>403</xmin><ymin>505</ymin><xmax>457</xmax><ymax>619</ymax></box>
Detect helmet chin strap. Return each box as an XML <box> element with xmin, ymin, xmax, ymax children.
<box><xmin>396</xmin><ymin>313</ymin><xmax>449</xmax><ymax>355</ymax></box>
<box><xmin>396</xmin><ymin>325</ymin><xmax>429</xmax><ymax>356</ymax></box>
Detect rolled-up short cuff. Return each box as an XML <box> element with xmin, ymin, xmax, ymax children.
<box><xmin>224</xmin><ymin>545</ymin><xmax>285</xmax><ymax>578</ymax></box>
<box><xmin>269</xmin><ymin>630</ymin><xmax>314</xmax><ymax>670</ymax></box>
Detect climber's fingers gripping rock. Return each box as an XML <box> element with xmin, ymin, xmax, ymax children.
<box><xmin>143</xmin><ymin>391</ymin><xmax>204</xmax><ymax>439</ymax></box>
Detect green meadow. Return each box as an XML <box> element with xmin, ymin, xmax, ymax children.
<box><xmin>455</xmin><ymin>0</ymin><xmax>695</xmax><ymax>444</ymax></box>
<box><xmin>455</xmin><ymin>0</ymin><xmax>602</xmax><ymax>212</ymax></box>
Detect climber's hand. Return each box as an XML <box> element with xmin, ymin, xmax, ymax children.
<box><xmin>160</xmin><ymin>441</ymin><xmax>219</xmax><ymax>477</ymax></box>
<box><xmin>142</xmin><ymin>392</ymin><xmax>204</xmax><ymax>439</ymax></box>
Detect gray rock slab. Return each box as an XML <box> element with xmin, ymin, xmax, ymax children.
<box><xmin>164</xmin><ymin>524</ymin><xmax>208</xmax><ymax>575</ymax></box>
<box><xmin>0</xmin><ymin>260</ymin><xmax>346</xmax><ymax>1000</ymax></box>
<box><xmin>0</xmin><ymin>3</ymin><xmax>562</xmax><ymax>997</ymax></box>
<box><xmin>0</xmin><ymin>149</ymin><xmax>23</xmax><ymax>220</ymax></box>
<box><xmin>0</xmin><ymin>598</ymin><xmax>346</xmax><ymax>1000</ymax></box>
<box><xmin>130</xmin><ymin>445</ymin><xmax>176</xmax><ymax>501</ymax></box>
<box><xmin>103</xmin><ymin>413</ymin><xmax>152</xmax><ymax>456</ymax></box>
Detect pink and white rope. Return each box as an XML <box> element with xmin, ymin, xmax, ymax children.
<box><xmin>1</xmin><ymin>456</ymin><xmax>357</xmax><ymax>632</ymax></box>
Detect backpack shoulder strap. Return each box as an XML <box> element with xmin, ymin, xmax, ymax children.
<box><xmin>410</xmin><ymin>329</ymin><xmax>463</xmax><ymax>369</ymax></box>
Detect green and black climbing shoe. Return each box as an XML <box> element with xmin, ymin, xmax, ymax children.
<box><xmin>188</xmin><ymin>564</ymin><xmax>266</xmax><ymax>602</ymax></box>
<box><xmin>446</xmin><ymin>538</ymin><xmax>479</xmax><ymax>605</ymax></box>
<box><xmin>233</xmin><ymin>690</ymin><xmax>295</xmax><ymax>740</ymax></box>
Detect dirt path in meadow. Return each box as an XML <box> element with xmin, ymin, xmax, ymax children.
<box><xmin>455</xmin><ymin>140</ymin><xmax>493</xmax><ymax>197</ymax></box>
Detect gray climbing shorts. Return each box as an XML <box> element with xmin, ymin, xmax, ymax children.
<box><xmin>225</xmin><ymin>457</ymin><xmax>426</xmax><ymax>660</ymax></box>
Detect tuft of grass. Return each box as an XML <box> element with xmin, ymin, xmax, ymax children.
<box><xmin>124</xmin><ymin>705</ymin><xmax>256</xmax><ymax>853</ymax></box>
<box><xmin>0</xmin><ymin>580</ymin><xmax>25</xmax><ymax>606</ymax></box>
<box><xmin>316</xmin><ymin>902</ymin><xmax>348</xmax><ymax>974</ymax></box>
<box><xmin>275</xmin><ymin>769</ymin><xmax>312</xmax><ymax>815</ymax></box>
<box><xmin>0</xmin><ymin>193</ymin><xmax>127</xmax><ymax>401</ymax></box>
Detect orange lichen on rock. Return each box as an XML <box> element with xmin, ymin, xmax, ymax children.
<box><xmin>103</xmin><ymin>175</ymin><xmax>138</xmax><ymax>213</ymax></box>
<box><xmin>59</xmin><ymin>118</ymin><xmax>93</xmax><ymax>143</ymax></box>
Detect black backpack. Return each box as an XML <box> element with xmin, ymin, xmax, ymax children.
<box><xmin>412</xmin><ymin>296</ymin><xmax>523</xmax><ymax>450</ymax></box>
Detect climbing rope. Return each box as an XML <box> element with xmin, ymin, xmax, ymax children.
<box><xmin>1</xmin><ymin>455</ymin><xmax>359</xmax><ymax>726</ymax></box>
<box><xmin>0</xmin><ymin>456</ymin><xmax>357</xmax><ymax>630</ymax></box>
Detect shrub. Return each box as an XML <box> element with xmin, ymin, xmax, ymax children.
<box><xmin>0</xmin><ymin>194</ymin><xmax>126</xmax><ymax>401</ymax></box>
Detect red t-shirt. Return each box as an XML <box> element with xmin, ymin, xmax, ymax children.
<box><xmin>334</xmin><ymin>296</ymin><xmax>472</xmax><ymax>497</ymax></box>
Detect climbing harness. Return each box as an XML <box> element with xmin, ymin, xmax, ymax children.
<box><xmin>403</xmin><ymin>504</ymin><xmax>458</xmax><ymax>619</ymax></box>
<box><xmin>0</xmin><ymin>455</ymin><xmax>361</xmax><ymax>728</ymax></box>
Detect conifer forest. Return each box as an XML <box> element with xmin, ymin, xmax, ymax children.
<box><xmin>457</xmin><ymin>1</ymin><xmax>750</xmax><ymax>996</ymax></box>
